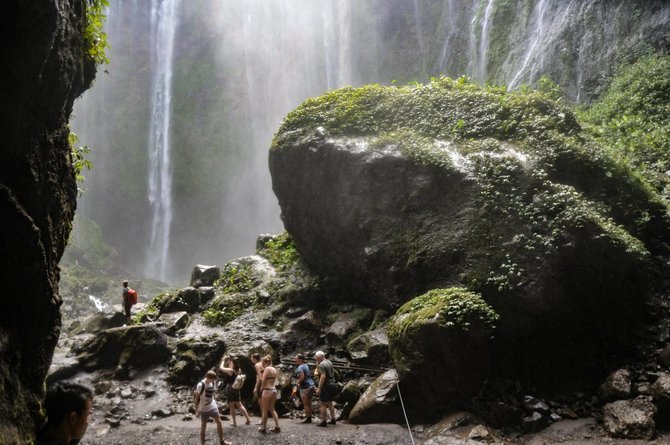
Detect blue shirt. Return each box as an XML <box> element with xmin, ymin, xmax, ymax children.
<box><xmin>296</xmin><ymin>363</ymin><xmax>314</xmax><ymax>388</ymax></box>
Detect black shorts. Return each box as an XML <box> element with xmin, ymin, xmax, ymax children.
<box><xmin>225</xmin><ymin>384</ymin><xmax>240</xmax><ymax>402</ymax></box>
<box><xmin>319</xmin><ymin>385</ymin><xmax>334</xmax><ymax>402</ymax></box>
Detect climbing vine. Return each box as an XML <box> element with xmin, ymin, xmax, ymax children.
<box><xmin>83</xmin><ymin>0</ymin><xmax>110</xmax><ymax>65</ymax></box>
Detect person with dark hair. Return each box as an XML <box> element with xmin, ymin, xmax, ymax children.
<box><xmin>219</xmin><ymin>355</ymin><xmax>251</xmax><ymax>426</ymax></box>
<box><xmin>122</xmin><ymin>280</ymin><xmax>132</xmax><ymax>325</ymax></box>
<box><xmin>37</xmin><ymin>380</ymin><xmax>94</xmax><ymax>445</ymax></box>
<box><xmin>194</xmin><ymin>370</ymin><xmax>231</xmax><ymax>445</ymax></box>
<box><xmin>294</xmin><ymin>353</ymin><xmax>315</xmax><ymax>423</ymax></box>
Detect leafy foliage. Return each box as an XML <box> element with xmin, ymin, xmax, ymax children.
<box><xmin>578</xmin><ymin>53</ymin><xmax>670</xmax><ymax>202</ymax></box>
<box><xmin>83</xmin><ymin>0</ymin><xmax>110</xmax><ymax>65</ymax></box>
<box><xmin>257</xmin><ymin>232</ymin><xmax>300</xmax><ymax>270</ymax></box>
<box><xmin>68</xmin><ymin>130</ymin><xmax>92</xmax><ymax>195</ymax></box>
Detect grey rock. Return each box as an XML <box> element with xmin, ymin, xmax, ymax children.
<box><xmin>602</xmin><ymin>396</ymin><xmax>656</xmax><ymax>440</ymax></box>
<box><xmin>348</xmin><ymin>369</ymin><xmax>403</xmax><ymax>424</ymax></box>
<box><xmin>347</xmin><ymin>328</ymin><xmax>391</xmax><ymax>367</ymax></box>
<box><xmin>190</xmin><ymin>264</ymin><xmax>221</xmax><ymax>288</ymax></box>
<box><xmin>598</xmin><ymin>368</ymin><xmax>632</xmax><ymax>403</ymax></box>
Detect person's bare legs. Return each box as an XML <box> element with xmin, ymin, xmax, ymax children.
<box><xmin>301</xmin><ymin>390</ymin><xmax>312</xmax><ymax>418</ymax></box>
<box><xmin>229</xmin><ymin>402</ymin><xmax>237</xmax><ymax>426</ymax></box>
<box><xmin>270</xmin><ymin>394</ymin><xmax>280</xmax><ymax>429</ymax></box>
<box><xmin>214</xmin><ymin>415</ymin><xmax>224</xmax><ymax>443</ymax></box>
<box><xmin>200</xmin><ymin>418</ymin><xmax>207</xmax><ymax>445</ymax></box>
<box><xmin>238</xmin><ymin>401</ymin><xmax>251</xmax><ymax>424</ymax></box>
<box><xmin>260</xmin><ymin>392</ymin><xmax>269</xmax><ymax>431</ymax></box>
<box><xmin>320</xmin><ymin>402</ymin><xmax>327</xmax><ymax>423</ymax></box>
<box><xmin>328</xmin><ymin>401</ymin><xmax>336</xmax><ymax>422</ymax></box>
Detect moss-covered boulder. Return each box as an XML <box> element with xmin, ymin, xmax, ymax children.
<box><xmin>270</xmin><ymin>77</ymin><xmax>670</xmax><ymax>388</ymax></box>
<box><xmin>387</xmin><ymin>288</ymin><xmax>498</xmax><ymax>419</ymax></box>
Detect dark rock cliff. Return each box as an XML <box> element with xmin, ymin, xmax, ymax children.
<box><xmin>0</xmin><ymin>1</ymin><xmax>95</xmax><ymax>442</ymax></box>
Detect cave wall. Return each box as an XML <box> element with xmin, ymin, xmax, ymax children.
<box><xmin>0</xmin><ymin>1</ymin><xmax>95</xmax><ymax>442</ymax></box>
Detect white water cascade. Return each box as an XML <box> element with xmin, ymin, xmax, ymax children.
<box><xmin>507</xmin><ymin>0</ymin><xmax>549</xmax><ymax>90</ymax></box>
<box><xmin>146</xmin><ymin>0</ymin><xmax>179</xmax><ymax>282</ymax></box>
<box><xmin>476</xmin><ymin>0</ymin><xmax>496</xmax><ymax>82</ymax></box>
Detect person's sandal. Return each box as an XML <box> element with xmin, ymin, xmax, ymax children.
<box><xmin>270</xmin><ymin>426</ymin><xmax>281</xmax><ymax>433</ymax></box>
<box><xmin>220</xmin><ymin>441</ymin><xmax>232</xmax><ymax>445</ymax></box>
<box><xmin>258</xmin><ymin>427</ymin><xmax>267</xmax><ymax>434</ymax></box>
<box><xmin>245</xmin><ymin>420</ymin><xmax>251</xmax><ymax>425</ymax></box>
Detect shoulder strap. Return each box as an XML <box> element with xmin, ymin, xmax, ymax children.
<box><xmin>198</xmin><ymin>380</ymin><xmax>206</xmax><ymax>396</ymax></box>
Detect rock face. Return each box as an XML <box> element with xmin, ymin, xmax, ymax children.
<box><xmin>270</xmin><ymin>79</ymin><xmax>670</xmax><ymax>390</ymax></box>
<box><xmin>0</xmin><ymin>1</ymin><xmax>95</xmax><ymax>442</ymax></box>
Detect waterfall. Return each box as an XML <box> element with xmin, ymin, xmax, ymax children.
<box><xmin>146</xmin><ymin>0</ymin><xmax>179</xmax><ymax>282</ymax></box>
<box><xmin>507</xmin><ymin>0</ymin><xmax>549</xmax><ymax>89</ymax></box>
<box><xmin>413</xmin><ymin>0</ymin><xmax>425</xmax><ymax>57</ymax></box>
<box><xmin>477</xmin><ymin>0</ymin><xmax>496</xmax><ymax>82</ymax></box>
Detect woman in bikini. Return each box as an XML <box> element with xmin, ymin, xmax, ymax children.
<box><xmin>258</xmin><ymin>355</ymin><xmax>280</xmax><ymax>433</ymax></box>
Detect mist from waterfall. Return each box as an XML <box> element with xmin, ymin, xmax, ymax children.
<box><xmin>146</xmin><ymin>0</ymin><xmax>179</xmax><ymax>282</ymax></box>
<box><xmin>69</xmin><ymin>0</ymin><xmax>669</xmax><ymax>284</ymax></box>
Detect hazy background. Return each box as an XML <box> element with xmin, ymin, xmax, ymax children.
<box><xmin>70</xmin><ymin>0</ymin><xmax>668</xmax><ymax>284</ymax></box>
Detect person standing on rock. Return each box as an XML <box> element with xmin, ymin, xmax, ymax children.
<box><xmin>219</xmin><ymin>355</ymin><xmax>251</xmax><ymax>427</ymax></box>
<box><xmin>37</xmin><ymin>380</ymin><xmax>94</xmax><ymax>445</ymax></box>
<box><xmin>258</xmin><ymin>355</ymin><xmax>281</xmax><ymax>434</ymax></box>
<box><xmin>194</xmin><ymin>370</ymin><xmax>231</xmax><ymax>445</ymax></box>
<box><xmin>294</xmin><ymin>353</ymin><xmax>315</xmax><ymax>423</ymax></box>
<box><xmin>121</xmin><ymin>280</ymin><xmax>133</xmax><ymax>325</ymax></box>
<box><xmin>314</xmin><ymin>350</ymin><xmax>337</xmax><ymax>427</ymax></box>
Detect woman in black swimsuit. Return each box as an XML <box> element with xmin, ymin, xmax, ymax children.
<box><xmin>258</xmin><ymin>355</ymin><xmax>280</xmax><ymax>433</ymax></box>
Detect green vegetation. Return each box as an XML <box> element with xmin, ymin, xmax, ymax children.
<box><xmin>83</xmin><ymin>0</ymin><xmax>110</xmax><ymax>65</ymax></box>
<box><xmin>215</xmin><ymin>264</ymin><xmax>254</xmax><ymax>294</ymax></box>
<box><xmin>389</xmin><ymin>288</ymin><xmax>499</xmax><ymax>337</ymax></box>
<box><xmin>203</xmin><ymin>294</ymin><xmax>256</xmax><ymax>327</ymax></box>
<box><xmin>132</xmin><ymin>291</ymin><xmax>172</xmax><ymax>323</ymax></box>
<box><xmin>68</xmin><ymin>130</ymin><xmax>92</xmax><ymax>196</ymax></box>
<box><xmin>579</xmin><ymin>53</ymin><xmax>670</xmax><ymax>202</ymax></box>
<box><xmin>274</xmin><ymin>76</ymin><xmax>579</xmax><ymax>148</ymax></box>
<box><xmin>257</xmin><ymin>232</ymin><xmax>300</xmax><ymax>270</ymax></box>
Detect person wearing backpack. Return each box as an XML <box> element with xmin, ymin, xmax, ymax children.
<box><xmin>194</xmin><ymin>370</ymin><xmax>231</xmax><ymax>445</ymax></box>
<box><xmin>219</xmin><ymin>355</ymin><xmax>251</xmax><ymax>427</ymax></box>
<box><xmin>121</xmin><ymin>280</ymin><xmax>138</xmax><ymax>325</ymax></box>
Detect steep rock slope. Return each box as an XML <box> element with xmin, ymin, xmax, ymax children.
<box><xmin>0</xmin><ymin>1</ymin><xmax>95</xmax><ymax>442</ymax></box>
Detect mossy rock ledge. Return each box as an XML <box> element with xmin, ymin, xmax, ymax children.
<box><xmin>269</xmin><ymin>78</ymin><xmax>670</xmax><ymax>388</ymax></box>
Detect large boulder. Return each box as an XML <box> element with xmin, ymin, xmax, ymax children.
<box><xmin>602</xmin><ymin>396</ymin><xmax>657</xmax><ymax>440</ymax></box>
<box><xmin>270</xmin><ymin>79</ymin><xmax>669</xmax><ymax>388</ymax></box>
<box><xmin>75</xmin><ymin>325</ymin><xmax>171</xmax><ymax>378</ymax></box>
<box><xmin>387</xmin><ymin>288</ymin><xmax>498</xmax><ymax>419</ymax></box>
<box><xmin>168</xmin><ymin>335</ymin><xmax>227</xmax><ymax>386</ymax></box>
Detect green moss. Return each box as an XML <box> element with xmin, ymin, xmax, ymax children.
<box><xmin>257</xmin><ymin>232</ymin><xmax>300</xmax><ymax>270</ymax></box>
<box><xmin>132</xmin><ymin>291</ymin><xmax>172</xmax><ymax>323</ymax></box>
<box><xmin>215</xmin><ymin>265</ymin><xmax>254</xmax><ymax>294</ymax></box>
<box><xmin>388</xmin><ymin>288</ymin><xmax>499</xmax><ymax>339</ymax></box>
<box><xmin>274</xmin><ymin>76</ymin><xmax>579</xmax><ymax>149</ymax></box>
<box><xmin>202</xmin><ymin>294</ymin><xmax>253</xmax><ymax>326</ymax></box>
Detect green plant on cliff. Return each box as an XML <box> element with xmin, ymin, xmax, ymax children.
<box><xmin>83</xmin><ymin>0</ymin><xmax>110</xmax><ymax>65</ymax></box>
<box><xmin>68</xmin><ymin>131</ymin><xmax>92</xmax><ymax>194</ymax></box>
<box><xmin>203</xmin><ymin>294</ymin><xmax>255</xmax><ymax>327</ymax></box>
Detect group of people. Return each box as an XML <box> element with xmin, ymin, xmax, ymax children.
<box><xmin>194</xmin><ymin>350</ymin><xmax>341</xmax><ymax>443</ymax></box>
<box><xmin>36</xmin><ymin>350</ymin><xmax>341</xmax><ymax>445</ymax></box>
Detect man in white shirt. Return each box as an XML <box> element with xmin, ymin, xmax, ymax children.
<box><xmin>194</xmin><ymin>370</ymin><xmax>231</xmax><ymax>445</ymax></box>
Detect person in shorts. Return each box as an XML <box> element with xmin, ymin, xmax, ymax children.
<box><xmin>219</xmin><ymin>355</ymin><xmax>251</xmax><ymax>426</ymax></box>
<box><xmin>314</xmin><ymin>351</ymin><xmax>337</xmax><ymax>427</ymax></box>
<box><xmin>194</xmin><ymin>370</ymin><xmax>231</xmax><ymax>445</ymax></box>
<box><xmin>294</xmin><ymin>353</ymin><xmax>315</xmax><ymax>423</ymax></box>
